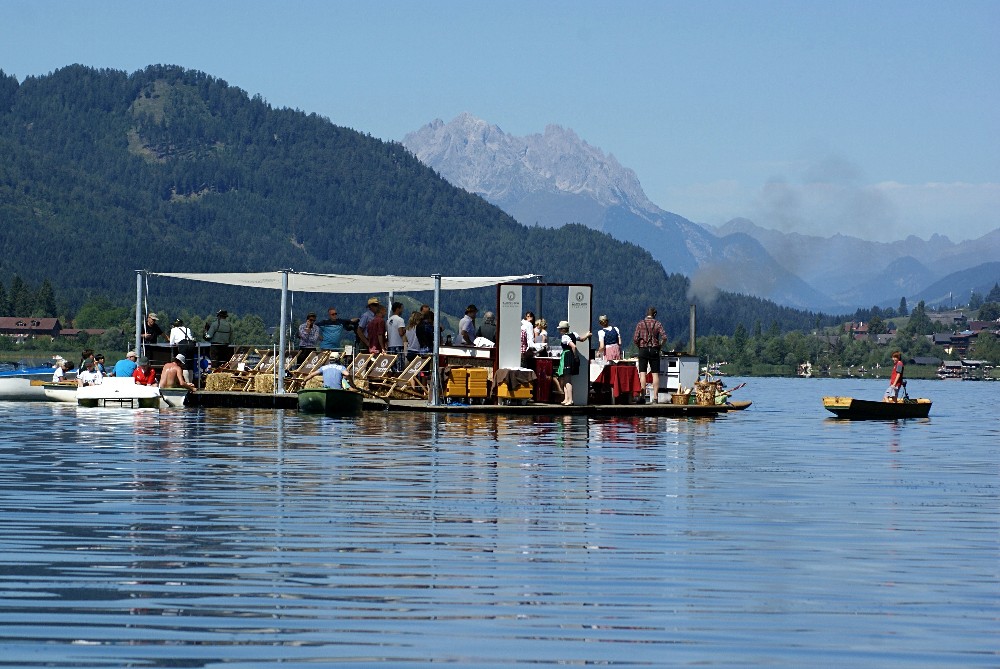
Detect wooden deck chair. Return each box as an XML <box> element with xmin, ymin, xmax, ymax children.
<box><xmin>360</xmin><ymin>353</ymin><xmax>398</xmax><ymax>394</ymax></box>
<box><xmin>230</xmin><ymin>349</ymin><xmax>274</xmax><ymax>391</ymax></box>
<box><xmin>216</xmin><ymin>346</ymin><xmax>252</xmax><ymax>373</ymax></box>
<box><xmin>284</xmin><ymin>350</ymin><xmax>331</xmax><ymax>392</ymax></box>
<box><xmin>372</xmin><ymin>355</ymin><xmax>431</xmax><ymax>400</ymax></box>
<box><xmin>346</xmin><ymin>353</ymin><xmax>373</xmax><ymax>388</ymax></box>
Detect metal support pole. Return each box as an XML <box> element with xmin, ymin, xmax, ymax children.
<box><xmin>134</xmin><ymin>270</ymin><xmax>143</xmax><ymax>356</ymax></box>
<box><xmin>277</xmin><ymin>270</ymin><xmax>289</xmax><ymax>394</ymax></box>
<box><xmin>535</xmin><ymin>275</ymin><xmax>543</xmax><ymax>323</ymax></box>
<box><xmin>431</xmin><ymin>274</ymin><xmax>441</xmax><ymax>406</ymax></box>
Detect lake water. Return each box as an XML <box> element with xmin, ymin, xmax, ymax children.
<box><xmin>0</xmin><ymin>377</ymin><xmax>995</xmax><ymax>668</ymax></box>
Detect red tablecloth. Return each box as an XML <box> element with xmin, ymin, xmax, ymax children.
<box><xmin>534</xmin><ymin>358</ymin><xmax>554</xmax><ymax>402</ymax></box>
<box><xmin>594</xmin><ymin>364</ymin><xmax>642</xmax><ymax>400</ymax></box>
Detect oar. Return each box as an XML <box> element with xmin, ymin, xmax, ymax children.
<box><xmin>718</xmin><ymin>382</ymin><xmax>746</xmax><ymax>398</ymax></box>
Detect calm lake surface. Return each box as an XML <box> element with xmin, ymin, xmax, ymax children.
<box><xmin>0</xmin><ymin>377</ymin><xmax>995</xmax><ymax>668</ymax></box>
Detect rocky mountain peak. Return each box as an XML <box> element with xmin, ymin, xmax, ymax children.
<box><xmin>403</xmin><ymin>113</ymin><xmax>660</xmax><ymax>218</ymax></box>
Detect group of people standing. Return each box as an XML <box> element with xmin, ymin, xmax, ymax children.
<box><xmin>297</xmin><ymin>298</ymin><xmax>441</xmax><ymax>371</ymax></box>
<box><xmin>516</xmin><ymin>306</ymin><xmax>669</xmax><ymax>404</ymax></box>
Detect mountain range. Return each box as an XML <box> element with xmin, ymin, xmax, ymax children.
<box><xmin>403</xmin><ymin>114</ymin><xmax>1000</xmax><ymax>312</ymax></box>
<box><xmin>0</xmin><ymin>64</ymin><xmax>840</xmax><ymax>341</ymax></box>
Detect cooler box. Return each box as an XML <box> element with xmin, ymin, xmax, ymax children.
<box><xmin>446</xmin><ymin>368</ymin><xmax>469</xmax><ymax>401</ymax></box>
<box><xmin>467</xmin><ymin>368</ymin><xmax>490</xmax><ymax>399</ymax></box>
<box><xmin>497</xmin><ymin>384</ymin><xmax>533</xmax><ymax>400</ymax></box>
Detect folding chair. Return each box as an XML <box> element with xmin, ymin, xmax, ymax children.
<box><xmin>372</xmin><ymin>355</ymin><xmax>431</xmax><ymax>400</ymax></box>
<box><xmin>230</xmin><ymin>349</ymin><xmax>274</xmax><ymax>391</ymax></box>
<box><xmin>284</xmin><ymin>350</ymin><xmax>331</xmax><ymax>392</ymax></box>
<box><xmin>363</xmin><ymin>353</ymin><xmax>399</xmax><ymax>394</ymax></box>
<box><xmin>215</xmin><ymin>346</ymin><xmax>252</xmax><ymax>373</ymax></box>
<box><xmin>346</xmin><ymin>353</ymin><xmax>374</xmax><ymax>390</ymax></box>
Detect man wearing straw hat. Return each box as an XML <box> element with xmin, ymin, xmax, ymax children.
<box><xmin>356</xmin><ymin>296</ymin><xmax>381</xmax><ymax>351</ymax></box>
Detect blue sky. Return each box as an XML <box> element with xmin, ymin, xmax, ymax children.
<box><xmin>2</xmin><ymin>0</ymin><xmax>997</xmax><ymax>242</ymax></box>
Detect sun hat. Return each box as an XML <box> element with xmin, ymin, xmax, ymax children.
<box><xmin>367</xmin><ymin>297</ymin><xmax>381</xmax><ymax>306</ymax></box>
<box><xmin>126</xmin><ymin>351</ymin><xmax>137</xmax><ymax>358</ymax></box>
<box><xmin>175</xmin><ymin>354</ymin><xmax>187</xmax><ymax>364</ymax></box>
<box><xmin>558</xmin><ymin>320</ymin><xmax>570</xmax><ymax>330</ymax></box>
<box><xmin>148</xmin><ymin>313</ymin><xmax>158</xmax><ymax>321</ymax></box>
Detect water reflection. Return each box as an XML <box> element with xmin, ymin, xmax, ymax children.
<box><xmin>0</xmin><ymin>378</ymin><xmax>996</xmax><ymax>667</ymax></box>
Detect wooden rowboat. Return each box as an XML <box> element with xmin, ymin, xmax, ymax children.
<box><xmin>822</xmin><ymin>396</ymin><xmax>931</xmax><ymax>420</ymax></box>
<box><xmin>297</xmin><ymin>387</ymin><xmax>364</xmax><ymax>416</ymax></box>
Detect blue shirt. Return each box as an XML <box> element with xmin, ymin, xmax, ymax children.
<box><xmin>113</xmin><ymin>359</ymin><xmax>138</xmax><ymax>378</ymax></box>
<box><xmin>316</xmin><ymin>319</ymin><xmax>356</xmax><ymax>351</ymax></box>
<box><xmin>319</xmin><ymin>363</ymin><xmax>347</xmax><ymax>389</ymax></box>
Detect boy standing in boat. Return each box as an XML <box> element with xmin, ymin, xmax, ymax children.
<box><xmin>884</xmin><ymin>351</ymin><xmax>905</xmax><ymax>402</ymax></box>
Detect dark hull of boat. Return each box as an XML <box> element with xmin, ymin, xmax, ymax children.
<box><xmin>298</xmin><ymin>388</ymin><xmax>364</xmax><ymax>416</ymax></box>
<box><xmin>823</xmin><ymin>396</ymin><xmax>931</xmax><ymax>419</ymax></box>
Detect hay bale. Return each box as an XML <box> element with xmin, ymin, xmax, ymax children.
<box><xmin>304</xmin><ymin>377</ymin><xmax>325</xmax><ymax>389</ymax></box>
<box><xmin>206</xmin><ymin>372</ymin><xmax>234</xmax><ymax>391</ymax></box>
<box><xmin>253</xmin><ymin>375</ymin><xmax>276</xmax><ymax>393</ymax></box>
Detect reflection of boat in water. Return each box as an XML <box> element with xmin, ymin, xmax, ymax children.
<box><xmin>298</xmin><ymin>388</ymin><xmax>364</xmax><ymax>416</ymax></box>
<box><xmin>822</xmin><ymin>396</ymin><xmax>931</xmax><ymax>419</ymax></box>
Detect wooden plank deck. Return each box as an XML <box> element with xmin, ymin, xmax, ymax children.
<box><xmin>187</xmin><ymin>391</ymin><xmax>746</xmax><ymax>416</ymax></box>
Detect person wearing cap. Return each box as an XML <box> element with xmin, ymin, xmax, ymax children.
<box><xmin>205</xmin><ymin>309</ymin><xmax>234</xmax><ymax>367</ymax></box>
<box><xmin>77</xmin><ymin>359</ymin><xmax>102</xmax><ymax>387</ymax></box>
<box><xmin>356</xmin><ymin>297</ymin><xmax>382</xmax><ymax>351</ymax></box>
<box><xmin>302</xmin><ymin>352</ymin><xmax>352</xmax><ymax>390</ymax></box>
<box><xmin>554</xmin><ymin>320</ymin><xmax>592</xmax><ymax>406</ymax></box>
<box><xmin>169</xmin><ymin>318</ymin><xmax>197</xmax><ymax>382</ymax></box>
<box><xmin>141</xmin><ymin>313</ymin><xmax>165</xmax><ymax>345</ymax></box>
<box><xmin>159</xmin><ymin>354</ymin><xmax>196</xmax><ymax>391</ymax></box>
<box><xmin>365</xmin><ymin>303</ymin><xmax>388</xmax><ymax>354</ymax></box>
<box><xmin>316</xmin><ymin>307</ymin><xmax>359</xmax><ymax>353</ymax></box>
<box><xmin>132</xmin><ymin>356</ymin><xmax>157</xmax><ymax>386</ymax></box>
<box><xmin>457</xmin><ymin>304</ymin><xmax>478</xmax><ymax>347</ymax></box>
<box><xmin>386</xmin><ymin>302</ymin><xmax>407</xmax><ymax>371</ymax></box>
<box><xmin>113</xmin><ymin>351</ymin><xmax>139</xmax><ymax>378</ymax></box>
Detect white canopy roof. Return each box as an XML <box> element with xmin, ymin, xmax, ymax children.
<box><xmin>149</xmin><ymin>271</ymin><xmax>538</xmax><ymax>294</ymax></box>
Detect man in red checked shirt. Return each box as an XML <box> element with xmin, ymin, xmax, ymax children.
<box><xmin>133</xmin><ymin>356</ymin><xmax>157</xmax><ymax>386</ymax></box>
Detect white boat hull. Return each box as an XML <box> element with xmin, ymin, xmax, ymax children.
<box><xmin>0</xmin><ymin>377</ymin><xmax>51</xmax><ymax>402</ymax></box>
<box><xmin>42</xmin><ymin>382</ymin><xmax>77</xmax><ymax>403</ymax></box>
<box><xmin>77</xmin><ymin>378</ymin><xmax>162</xmax><ymax>408</ymax></box>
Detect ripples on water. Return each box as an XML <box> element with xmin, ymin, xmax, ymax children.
<box><xmin>0</xmin><ymin>378</ymin><xmax>995</xmax><ymax>667</ymax></box>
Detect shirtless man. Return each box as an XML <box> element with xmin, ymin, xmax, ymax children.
<box><xmin>159</xmin><ymin>354</ymin><xmax>196</xmax><ymax>391</ymax></box>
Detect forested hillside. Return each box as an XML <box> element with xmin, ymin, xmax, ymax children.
<box><xmin>0</xmin><ymin>64</ymin><xmax>843</xmax><ymax>338</ymax></box>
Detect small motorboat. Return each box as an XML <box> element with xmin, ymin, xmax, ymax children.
<box><xmin>297</xmin><ymin>387</ymin><xmax>364</xmax><ymax>416</ymax></box>
<box><xmin>822</xmin><ymin>396</ymin><xmax>931</xmax><ymax>419</ymax></box>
